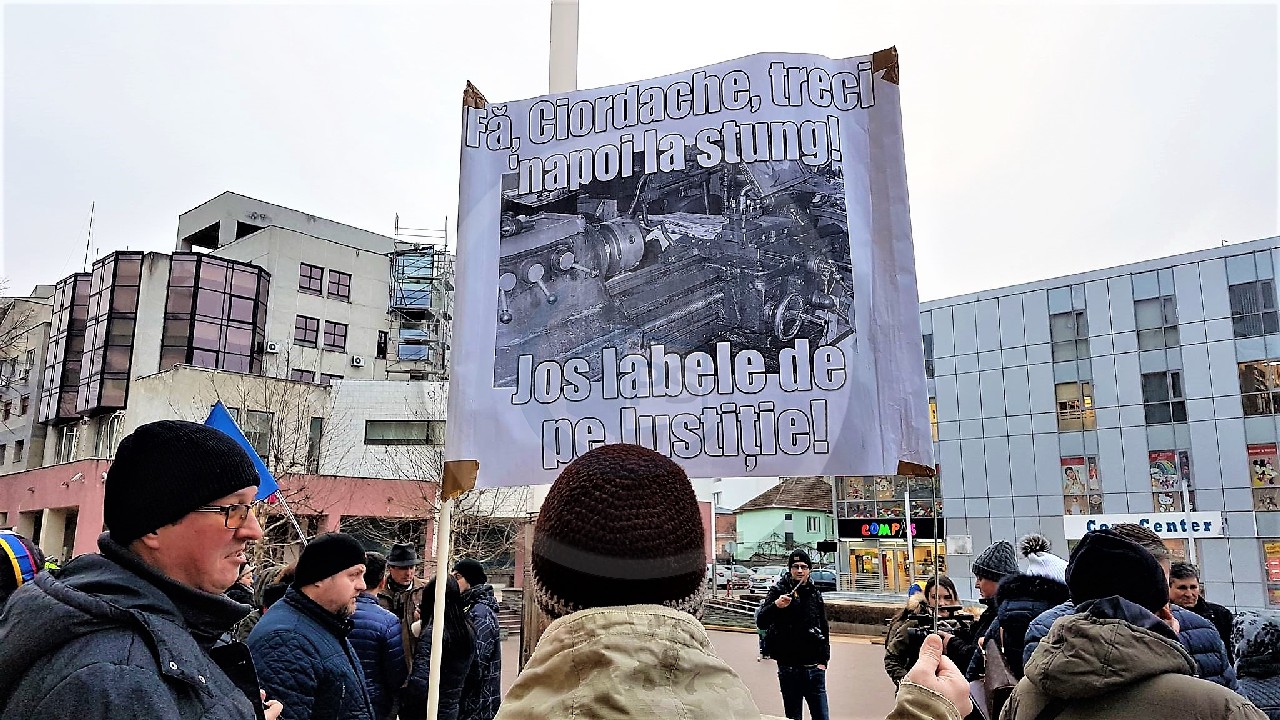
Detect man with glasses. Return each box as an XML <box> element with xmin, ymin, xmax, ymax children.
<box><xmin>0</xmin><ymin>420</ymin><xmax>282</xmax><ymax>720</ymax></box>
<box><xmin>757</xmin><ymin>549</ymin><xmax>831</xmax><ymax>720</ymax></box>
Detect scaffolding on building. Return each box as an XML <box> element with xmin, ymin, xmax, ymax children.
<box><xmin>389</xmin><ymin>215</ymin><xmax>454</xmax><ymax>381</ymax></box>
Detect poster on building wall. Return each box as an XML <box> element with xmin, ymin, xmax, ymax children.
<box><xmin>450</xmin><ymin>50</ymin><xmax>934</xmax><ymax>487</ymax></box>
<box><xmin>1062</xmin><ymin>456</ymin><xmax>1102</xmax><ymax>515</ymax></box>
<box><xmin>1150</xmin><ymin>450</ymin><xmax>1194</xmax><ymax>513</ymax></box>
<box><xmin>1251</xmin><ymin>444</ymin><xmax>1280</xmax><ymax>487</ymax></box>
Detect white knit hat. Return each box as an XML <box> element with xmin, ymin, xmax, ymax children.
<box><xmin>1020</xmin><ymin>534</ymin><xmax>1068</xmax><ymax>583</ymax></box>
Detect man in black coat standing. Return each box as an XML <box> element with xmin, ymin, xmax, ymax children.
<box><xmin>1171</xmin><ymin>561</ymin><xmax>1236</xmax><ymax>664</ymax></box>
<box><xmin>757</xmin><ymin>550</ymin><xmax>831</xmax><ymax>720</ymax></box>
<box><xmin>0</xmin><ymin>420</ymin><xmax>283</xmax><ymax>720</ymax></box>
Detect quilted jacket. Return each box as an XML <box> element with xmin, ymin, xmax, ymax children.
<box><xmin>0</xmin><ymin>533</ymin><xmax>262</xmax><ymax>720</ymax></box>
<box><xmin>350</xmin><ymin>594</ymin><xmax>407</xmax><ymax>720</ymax></box>
<box><xmin>248</xmin><ymin>587</ymin><xmax>375</xmax><ymax>720</ymax></box>
<box><xmin>1022</xmin><ymin>599</ymin><xmax>1237</xmax><ymax>689</ymax></box>
<box><xmin>459</xmin><ymin>584</ymin><xmax>502</xmax><ymax>720</ymax></box>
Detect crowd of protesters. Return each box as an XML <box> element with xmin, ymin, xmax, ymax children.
<box><xmin>5</xmin><ymin>424</ymin><xmax>1280</xmax><ymax>719</ymax></box>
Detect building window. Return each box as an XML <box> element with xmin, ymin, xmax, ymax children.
<box><xmin>1142</xmin><ymin>371</ymin><xmax>1187</xmax><ymax>424</ymax></box>
<box><xmin>1230</xmin><ymin>280</ymin><xmax>1279</xmax><ymax>338</ymax></box>
<box><xmin>922</xmin><ymin>333</ymin><xmax>934</xmax><ymax>378</ymax></box>
<box><xmin>12</xmin><ymin>440</ymin><xmax>23</xmax><ymax>465</ymax></box>
<box><xmin>377</xmin><ymin>331</ymin><xmax>388</xmax><ymax>360</ymax></box>
<box><xmin>806</xmin><ymin>516</ymin><xmax>821</xmax><ymax>533</ymax></box>
<box><xmin>96</xmin><ymin>413</ymin><xmax>124</xmax><ymax>458</ymax></box>
<box><xmin>1061</xmin><ymin>456</ymin><xmax>1102</xmax><ymax>515</ymax></box>
<box><xmin>320</xmin><ymin>373</ymin><xmax>343</xmax><ymax>386</ymax></box>
<box><xmin>290</xmin><ymin>369</ymin><xmax>316</xmax><ymax>383</ymax></box>
<box><xmin>56</xmin><ymin>425</ymin><xmax>78</xmax><ymax>464</ymax></box>
<box><xmin>1055</xmin><ymin>381</ymin><xmax>1095</xmax><ymax>431</ymax></box>
<box><xmin>1135</xmin><ymin>296</ymin><xmax>1179</xmax><ymax>350</ymax></box>
<box><xmin>299</xmin><ymin>263</ymin><xmax>324</xmax><ymax>295</ymax></box>
<box><xmin>364</xmin><ymin>420</ymin><xmax>446</xmax><ymax>445</ymax></box>
<box><xmin>0</xmin><ymin>444</ymin><xmax>6</xmax><ymax>464</ymax></box>
<box><xmin>295</xmin><ymin>315</ymin><xmax>319</xmax><ymax>347</ymax></box>
<box><xmin>323</xmin><ymin>321</ymin><xmax>348</xmax><ymax>352</ymax></box>
<box><xmin>307</xmin><ymin>417</ymin><xmax>323</xmax><ymax>474</ymax></box>
<box><xmin>1250</xmin><ymin>443</ymin><xmax>1280</xmax><ymax>511</ymax></box>
<box><xmin>1050</xmin><ymin>310</ymin><xmax>1089</xmax><ymax>362</ymax></box>
<box><xmin>18</xmin><ymin>395</ymin><xmax>28</xmax><ymax>415</ymax></box>
<box><xmin>1</xmin><ymin>402</ymin><xmax>9</xmax><ymax>421</ymax></box>
<box><xmin>1149</xmin><ymin>450</ymin><xmax>1193</xmax><ymax>512</ymax></box>
<box><xmin>1240</xmin><ymin>360</ymin><xmax>1280</xmax><ymax>416</ymax></box>
<box><xmin>244</xmin><ymin>410</ymin><xmax>273</xmax><ymax>460</ymax></box>
<box><xmin>162</xmin><ymin>253</ymin><xmax>270</xmax><ymax>377</ymax></box>
<box><xmin>327</xmin><ymin>270</ymin><xmax>351</xmax><ymax>302</ymax></box>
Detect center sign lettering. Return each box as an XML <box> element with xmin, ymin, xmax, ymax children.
<box><xmin>1063</xmin><ymin>512</ymin><xmax>1225</xmax><ymax>540</ymax></box>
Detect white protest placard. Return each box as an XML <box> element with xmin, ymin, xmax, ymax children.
<box><xmin>449</xmin><ymin>49</ymin><xmax>932</xmax><ymax>487</ymax></box>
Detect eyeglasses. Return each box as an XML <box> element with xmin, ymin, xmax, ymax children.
<box><xmin>790</xmin><ymin>563</ymin><xmax>810</xmax><ymax>570</ymax></box>
<box><xmin>193</xmin><ymin>502</ymin><xmax>262</xmax><ymax>529</ymax></box>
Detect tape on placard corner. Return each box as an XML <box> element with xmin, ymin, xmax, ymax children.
<box><xmin>872</xmin><ymin>47</ymin><xmax>900</xmax><ymax>85</ymax></box>
<box><xmin>896</xmin><ymin>460</ymin><xmax>935</xmax><ymax>477</ymax></box>
<box><xmin>463</xmin><ymin>82</ymin><xmax>488</xmax><ymax>109</ymax></box>
<box><xmin>442</xmin><ymin>459</ymin><xmax>479</xmax><ymax>500</ymax></box>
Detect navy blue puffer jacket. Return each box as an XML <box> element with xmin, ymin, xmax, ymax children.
<box><xmin>1023</xmin><ymin>599</ymin><xmax>1238</xmax><ymax>689</ymax></box>
<box><xmin>350</xmin><ymin>594</ymin><xmax>407</xmax><ymax>720</ymax></box>
<box><xmin>248</xmin><ymin>587</ymin><xmax>376</xmax><ymax>720</ymax></box>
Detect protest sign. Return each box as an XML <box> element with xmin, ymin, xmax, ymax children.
<box><xmin>449</xmin><ymin>49</ymin><xmax>932</xmax><ymax>487</ymax></box>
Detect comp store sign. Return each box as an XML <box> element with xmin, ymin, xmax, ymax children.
<box><xmin>1063</xmin><ymin>512</ymin><xmax>1225</xmax><ymax>540</ymax></box>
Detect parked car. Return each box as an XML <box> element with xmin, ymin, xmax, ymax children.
<box><xmin>748</xmin><ymin>566</ymin><xmax>788</xmax><ymax>593</ymax></box>
<box><xmin>706</xmin><ymin>564</ymin><xmax>733</xmax><ymax>589</ymax></box>
<box><xmin>810</xmin><ymin>569</ymin><xmax>838</xmax><ymax>592</ymax></box>
<box><xmin>729</xmin><ymin>565</ymin><xmax>753</xmax><ymax>582</ymax></box>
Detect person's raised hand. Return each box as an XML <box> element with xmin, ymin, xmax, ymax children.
<box><xmin>774</xmin><ymin>594</ymin><xmax>793</xmax><ymax>609</ymax></box>
<box><xmin>902</xmin><ymin>633</ymin><xmax>973</xmax><ymax>716</ymax></box>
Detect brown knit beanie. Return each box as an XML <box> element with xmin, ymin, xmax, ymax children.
<box><xmin>532</xmin><ymin>444</ymin><xmax>706</xmax><ymax>619</ymax></box>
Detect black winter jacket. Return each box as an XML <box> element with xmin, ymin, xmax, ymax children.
<box><xmin>401</xmin><ymin>622</ymin><xmax>475</xmax><ymax>720</ymax></box>
<box><xmin>0</xmin><ymin>533</ymin><xmax>263</xmax><ymax>720</ymax></box>
<box><xmin>350</xmin><ymin>594</ymin><xmax>407</xmax><ymax>720</ymax></box>
<box><xmin>1185</xmin><ymin>597</ymin><xmax>1236</xmax><ymax>664</ymax></box>
<box><xmin>987</xmin><ymin>573</ymin><xmax>1070</xmax><ymax>679</ymax></box>
<box><xmin>757</xmin><ymin>574</ymin><xmax>830</xmax><ymax>667</ymax></box>
<box><xmin>459</xmin><ymin>584</ymin><xmax>502</xmax><ymax>720</ymax></box>
<box><xmin>248</xmin><ymin>587</ymin><xmax>375</xmax><ymax>720</ymax></box>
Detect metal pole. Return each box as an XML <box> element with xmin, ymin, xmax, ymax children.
<box><xmin>548</xmin><ymin>0</ymin><xmax>579</xmax><ymax>94</ymax></box>
<box><xmin>1182</xmin><ymin>481</ymin><xmax>1197</xmax><ymax>565</ymax></box>
<box><xmin>904</xmin><ymin>485</ymin><xmax>914</xmax><ymax>593</ymax></box>
<box><xmin>425</xmin><ymin>496</ymin><xmax>454</xmax><ymax>720</ymax></box>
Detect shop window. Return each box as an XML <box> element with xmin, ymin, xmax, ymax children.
<box><xmin>922</xmin><ymin>334</ymin><xmax>934</xmax><ymax>378</ymax></box>
<box><xmin>244</xmin><ymin>410</ymin><xmax>273</xmax><ymax>460</ymax></box>
<box><xmin>1135</xmin><ymin>296</ymin><xmax>1179</xmax><ymax>350</ymax></box>
<box><xmin>290</xmin><ymin>369</ymin><xmax>316</xmax><ymax>383</ymax></box>
<box><xmin>1061</xmin><ymin>456</ymin><xmax>1102</xmax><ymax>515</ymax></box>
<box><xmin>1251</xmin><ymin>443</ymin><xmax>1280</xmax><ymax>510</ymax></box>
<box><xmin>295</xmin><ymin>315</ymin><xmax>319</xmax><ymax>347</ymax></box>
<box><xmin>1050</xmin><ymin>310</ymin><xmax>1089</xmax><ymax>362</ymax></box>
<box><xmin>299</xmin><ymin>263</ymin><xmax>324</xmax><ymax>295</ymax></box>
<box><xmin>323</xmin><ymin>321</ymin><xmax>348</xmax><ymax>352</ymax></box>
<box><xmin>1055</xmin><ymin>381</ymin><xmax>1095</xmax><ymax>431</ymax></box>
<box><xmin>1240</xmin><ymin>360</ymin><xmax>1280</xmax><ymax>416</ymax></box>
<box><xmin>327</xmin><ymin>270</ymin><xmax>351</xmax><ymax>302</ymax></box>
<box><xmin>1230</xmin><ymin>280</ymin><xmax>1279</xmax><ymax>338</ymax></box>
<box><xmin>1142</xmin><ymin>371</ymin><xmax>1187</xmax><ymax>424</ymax></box>
<box><xmin>1149</xmin><ymin>450</ymin><xmax>1194</xmax><ymax>512</ymax></box>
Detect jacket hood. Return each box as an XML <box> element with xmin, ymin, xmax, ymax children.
<box><xmin>500</xmin><ymin>604</ymin><xmax>770</xmax><ymax>719</ymax></box>
<box><xmin>461</xmin><ymin>583</ymin><xmax>499</xmax><ymax>613</ymax></box>
<box><xmin>1024</xmin><ymin>596</ymin><xmax>1194</xmax><ymax>700</ymax></box>
<box><xmin>996</xmin><ymin>573</ymin><xmax>1070</xmax><ymax>608</ymax></box>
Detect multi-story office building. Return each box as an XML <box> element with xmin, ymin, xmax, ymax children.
<box><xmin>0</xmin><ymin>193</ymin><xmax>455</xmax><ymax>562</ymax></box>
<box><xmin>837</xmin><ymin>236</ymin><xmax>1280</xmax><ymax>610</ymax></box>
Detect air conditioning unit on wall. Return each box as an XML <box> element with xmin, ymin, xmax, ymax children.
<box><xmin>350</xmin><ymin>356</ymin><xmax>366</xmax><ymax>368</ymax></box>
<box><xmin>265</xmin><ymin>341</ymin><xmax>281</xmax><ymax>354</ymax></box>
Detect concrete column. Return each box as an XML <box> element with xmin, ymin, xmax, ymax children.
<box><xmin>16</xmin><ymin>511</ymin><xmax>37</xmax><ymax>540</ymax></box>
<box><xmin>39</xmin><ymin>507</ymin><xmax>67</xmax><ymax>560</ymax></box>
<box><xmin>548</xmin><ymin>0</ymin><xmax>579</xmax><ymax>93</ymax></box>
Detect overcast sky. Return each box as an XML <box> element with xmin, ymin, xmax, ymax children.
<box><xmin>3</xmin><ymin>2</ymin><xmax>1276</xmax><ymax>302</ymax></box>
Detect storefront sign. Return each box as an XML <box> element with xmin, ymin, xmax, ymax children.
<box><xmin>1063</xmin><ymin>512</ymin><xmax>1224</xmax><ymax>540</ymax></box>
<box><xmin>839</xmin><ymin>517</ymin><xmax>943</xmax><ymax>540</ymax></box>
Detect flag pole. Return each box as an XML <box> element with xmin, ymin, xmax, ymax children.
<box><xmin>425</xmin><ymin>494</ymin><xmax>455</xmax><ymax>720</ymax></box>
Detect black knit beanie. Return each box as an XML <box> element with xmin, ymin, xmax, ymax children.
<box><xmin>787</xmin><ymin>550</ymin><xmax>812</xmax><ymax>567</ymax></box>
<box><xmin>453</xmin><ymin>559</ymin><xmax>487</xmax><ymax>587</ymax></box>
<box><xmin>1066</xmin><ymin>529</ymin><xmax>1169</xmax><ymax>613</ymax></box>
<box><xmin>293</xmin><ymin>533</ymin><xmax>367</xmax><ymax>587</ymax></box>
<box><xmin>105</xmin><ymin>420</ymin><xmax>261</xmax><ymax>544</ymax></box>
<box><xmin>532</xmin><ymin>444</ymin><xmax>706</xmax><ymax>619</ymax></box>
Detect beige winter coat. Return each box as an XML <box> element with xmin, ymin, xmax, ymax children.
<box><xmin>496</xmin><ymin>604</ymin><xmax>782</xmax><ymax>720</ymax></box>
<box><xmin>1001</xmin><ymin>598</ymin><xmax>1267</xmax><ymax>720</ymax></box>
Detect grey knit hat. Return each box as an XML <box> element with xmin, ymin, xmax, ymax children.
<box><xmin>973</xmin><ymin>540</ymin><xmax>1019</xmax><ymax>581</ymax></box>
